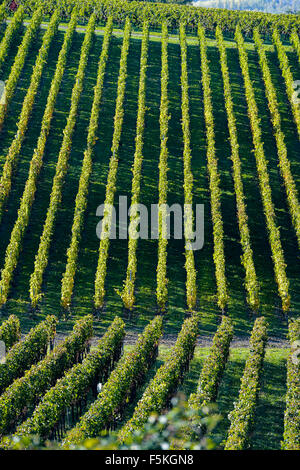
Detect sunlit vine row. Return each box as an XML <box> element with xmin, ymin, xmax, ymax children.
<box><xmin>0</xmin><ymin>316</ymin><xmax>57</xmax><ymax>394</ymax></box>
<box><xmin>0</xmin><ymin>5</ymin><xmax>24</xmax><ymax>70</ymax></box>
<box><xmin>0</xmin><ymin>315</ymin><xmax>21</xmax><ymax>350</ymax></box>
<box><xmin>290</xmin><ymin>29</ymin><xmax>300</xmax><ymax>66</ymax></box>
<box><xmin>236</xmin><ymin>26</ymin><xmax>290</xmax><ymax>312</ymax></box>
<box><xmin>0</xmin><ymin>9</ymin><xmax>78</xmax><ymax>307</ymax></box>
<box><xmin>155</xmin><ymin>22</ymin><xmax>169</xmax><ymax>311</ymax></box>
<box><xmin>282</xmin><ymin>318</ymin><xmax>300</xmax><ymax>450</ymax></box>
<box><xmin>199</xmin><ymin>25</ymin><xmax>228</xmax><ymax>312</ymax></box>
<box><xmin>189</xmin><ymin>315</ymin><xmax>233</xmax><ymax>409</ymax></box>
<box><xmin>225</xmin><ymin>316</ymin><xmax>268</xmax><ymax>450</ymax></box>
<box><xmin>0</xmin><ymin>1</ymin><xmax>7</xmax><ymax>24</ymax></box>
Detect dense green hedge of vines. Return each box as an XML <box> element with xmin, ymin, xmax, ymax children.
<box><xmin>4</xmin><ymin>0</ymin><xmax>300</xmax><ymax>36</ymax></box>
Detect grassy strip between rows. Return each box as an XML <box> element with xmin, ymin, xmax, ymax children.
<box><xmin>224</xmin><ymin>317</ymin><xmax>268</xmax><ymax>450</ymax></box>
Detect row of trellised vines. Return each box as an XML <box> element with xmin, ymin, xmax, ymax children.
<box><xmin>0</xmin><ymin>8</ymin><xmax>78</xmax><ymax>308</ymax></box>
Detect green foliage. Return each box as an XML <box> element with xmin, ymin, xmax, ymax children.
<box><xmin>17</xmin><ymin>0</ymin><xmax>300</xmax><ymax>36</ymax></box>
<box><xmin>156</xmin><ymin>21</ymin><xmax>169</xmax><ymax>311</ymax></box>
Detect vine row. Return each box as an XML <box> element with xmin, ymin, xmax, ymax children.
<box><xmin>216</xmin><ymin>26</ymin><xmax>259</xmax><ymax>311</ymax></box>
<box><xmin>61</xmin><ymin>316</ymin><xmax>163</xmax><ymax>447</ymax></box>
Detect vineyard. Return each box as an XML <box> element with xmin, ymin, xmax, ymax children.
<box><xmin>0</xmin><ymin>0</ymin><xmax>299</xmax><ymax>451</ymax></box>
